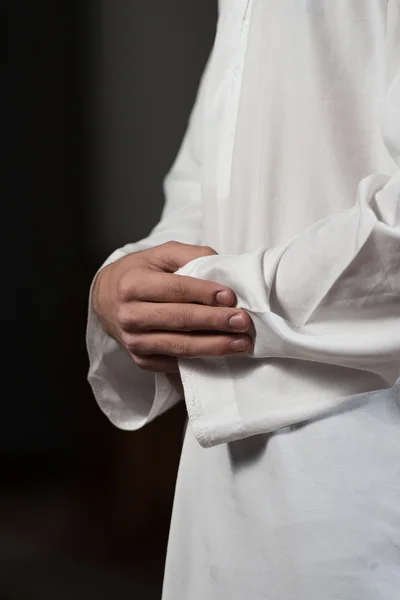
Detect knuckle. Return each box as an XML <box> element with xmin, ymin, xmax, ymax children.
<box><xmin>209</xmin><ymin>311</ymin><xmax>223</xmax><ymax>329</ymax></box>
<box><xmin>116</xmin><ymin>275</ymin><xmax>134</xmax><ymax>302</ymax></box>
<box><xmin>117</xmin><ymin>306</ymin><xmax>137</xmax><ymax>331</ymax></box>
<box><xmin>164</xmin><ymin>240</ymin><xmax>181</xmax><ymax>252</ymax></box>
<box><xmin>170</xmin><ymin>279</ymin><xmax>188</xmax><ymax>301</ymax></box>
<box><xmin>176</xmin><ymin>338</ymin><xmax>191</xmax><ymax>356</ymax></box>
<box><xmin>199</xmin><ymin>281</ymin><xmax>219</xmax><ymax>303</ymax></box>
<box><xmin>147</xmin><ymin>305</ymin><xmax>174</xmax><ymax>330</ymax></box>
<box><xmin>118</xmin><ymin>305</ymin><xmax>144</xmax><ymax>332</ymax></box>
<box><xmin>161</xmin><ymin>336</ymin><xmax>189</xmax><ymax>357</ymax></box>
<box><xmin>163</xmin><ymin>310</ymin><xmax>179</xmax><ymax>330</ymax></box>
<box><xmin>124</xmin><ymin>334</ymin><xmax>142</xmax><ymax>353</ymax></box>
<box><xmin>129</xmin><ymin>311</ymin><xmax>142</xmax><ymax>330</ymax></box>
<box><xmin>116</xmin><ymin>306</ymin><xmax>130</xmax><ymax>329</ymax></box>
<box><xmin>132</xmin><ymin>354</ymin><xmax>153</xmax><ymax>371</ymax></box>
<box><xmin>150</xmin><ymin>305</ymin><xmax>166</xmax><ymax>327</ymax></box>
<box><xmin>157</xmin><ymin>338</ymin><xmax>172</xmax><ymax>355</ymax></box>
<box><xmin>180</xmin><ymin>307</ymin><xmax>193</xmax><ymax>330</ymax></box>
<box><xmin>169</xmin><ymin>306</ymin><xmax>189</xmax><ymax>330</ymax></box>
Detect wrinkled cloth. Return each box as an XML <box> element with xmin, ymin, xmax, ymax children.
<box><xmin>87</xmin><ymin>1</ymin><xmax>400</xmax><ymax>598</ymax></box>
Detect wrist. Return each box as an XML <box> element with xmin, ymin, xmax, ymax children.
<box><xmin>91</xmin><ymin>263</ymin><xmax>117</xmax><ymax>338</ymax></box>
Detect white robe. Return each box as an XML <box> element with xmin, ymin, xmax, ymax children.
<box><xmin>87</xmin><ymin>1</ymin><xmax>400</xmax><ymax>598</ymax></box>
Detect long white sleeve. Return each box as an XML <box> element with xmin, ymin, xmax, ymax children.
<box><xmin>177</xmin><ymin>63</ymin><xmax>400</xmax><ymax>447</ymax></box>
<box><xmin>87</xmin><ymin>53</ymin><xmax>212</xmax><ymax>430</ymax></box>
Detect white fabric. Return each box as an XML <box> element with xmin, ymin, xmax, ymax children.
<box><xmin>87</xmin><ymin>1</ymin><xmax>400</xmax><ymax>598</ymax></box>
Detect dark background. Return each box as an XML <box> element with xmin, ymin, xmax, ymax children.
<box><xmin>2</xmin><ymin>1</ymin><xmax>217</xmax><ymax>598</ymax></box>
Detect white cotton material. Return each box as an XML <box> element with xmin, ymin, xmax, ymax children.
<box><xmin>87</xmin><ymin>2</ymin><xmax>400</xmax><ymax>598</ymax></box>
<box><xmin>176</xmin><ymin>0</ymin><xmax>400</xmax><ymax>447</ymax></box>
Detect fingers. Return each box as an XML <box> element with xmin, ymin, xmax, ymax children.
<box><xmin>131</xmin><ymin>354</ymin><xmax>180</xmax><ymax>373</ymax></box>
<box><xmin>149</xmin><ymin>241</ymin><xmax>217</xmax><ymax>272</ymax></box>
<box><xmin>112</xmin><ymin>242</ymin><xmax>253</xmax><ymax>366</ymax></box>
<box><xmin>124</xmin><ymin>331</ymin><xmax>253</xmax><ymax>358</ymax></box>
<box><xmin>117</xmin><ymin>270</ymin><xmax>236</xmax><ymax>306</ymax></box>
<box><xmin>118</xmin><ymin>302</ymin><xmax>252</xmax><ymax>333</ymax></box>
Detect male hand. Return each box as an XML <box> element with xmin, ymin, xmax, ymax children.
<box><xmin>92</xmin><ymin>242</ymin><xmax>253</xmax><ymax>379</ymax></box>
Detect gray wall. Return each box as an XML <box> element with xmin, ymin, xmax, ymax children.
<box><xmin>90</xmin><ymin>0</ymin><xmax>218</xmax><ymax>256</ymax></box>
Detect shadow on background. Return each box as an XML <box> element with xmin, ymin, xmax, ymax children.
<box><xmin>2</xmin><ymin>1</ymin><xmax>217</xmax><ymax>598</ymax></box>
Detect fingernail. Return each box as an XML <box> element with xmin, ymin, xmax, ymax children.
<box><xmin>231</xmin><ymin>338</ymin><xmax>248</xmax><ymax>352</ymax></box>
<box><xmin>216</xmin><ymin>290</ymin><xmax>232</xmax><ymax>305</ymax></box>
<box><xmin>229</xmin><ymin>314</ymin><xmax>247</xmax><ymax>331</ymax></box>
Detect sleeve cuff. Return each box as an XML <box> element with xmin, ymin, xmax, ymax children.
<box><xmin>86</xmin><ymin>250</ymin><xmax>181</xmax><ymax>430</ymax></box>
<box><xmin>178</xmin><ymin>356</ymin><xmax>245</xmax><ymax>447</ymax></box>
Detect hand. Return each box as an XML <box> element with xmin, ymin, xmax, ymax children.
<box><xmin>92</xmin><ymin>241</ymin><xmax>253</xmax><ymax>375</ymax></box>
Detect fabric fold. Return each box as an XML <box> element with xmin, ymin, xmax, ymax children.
<box><xmin>176</xmin><ymin>1</ymin><xmax>400</xmax><ymax>447</ymax></box>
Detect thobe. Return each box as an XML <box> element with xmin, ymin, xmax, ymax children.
<box><xmin>87</xmin><ymin>1</ymin><xmax>400</xmax><ymax>598</ymax></box>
